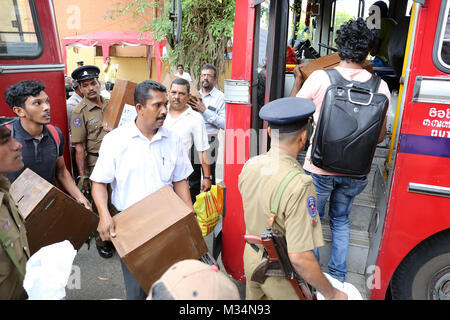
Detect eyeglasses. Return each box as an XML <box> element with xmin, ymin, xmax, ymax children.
<box><xmin>201</xmin><ymin>74</ymin><xmax>215</xmax><ymax>79</ymax></box>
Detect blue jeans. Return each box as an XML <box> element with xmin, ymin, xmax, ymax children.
<box><xmin>305</xmin><ymin>171</ymin><xmax>368</xmax><ymax>282</ymax></box>
<box><xmin>120</xmin><ymin>259</ymin><xmax>147</xmax><ymax>300</ymax></box>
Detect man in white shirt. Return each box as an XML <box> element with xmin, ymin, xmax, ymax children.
<box><xmin>90</xmin><ymin>80</ymin><xmax>193</xmax><ymax>300</ymax></box>
<box><xmin>188</xmin><ymin>64</ymin><xmax>225</xmax><ymax>185</ymax></box>
<box><xmin>66</xmin><ymin>79</ymin><xmax>83</xmax><ymax>123</ymax></box>
<box><xmin>174</xmin><ymin>64</ymin><xmax>192</xmax><ymax>81</ymax></box>
<box><xmin>164</xmin><ymin>77</ymin><xmax>211</xmax><ymax>203</ymax></box>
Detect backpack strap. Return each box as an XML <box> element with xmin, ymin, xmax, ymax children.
<box><xmin>45</xmin><ymin>124</ymin><xmax>61</xmax><ymax>157</ymax></box>
<box><xmin>268</xmin><ymin>170</ymin><xmax>302</xmax><ymax>227</ymax></box>
<box><xmin>325</xmin><ymin>68</ymin><xmax>382</xmax><ymax>93</ymax></box>
<box><xmin>0</xmin><ymin>227</ymin><xmax>24</xmax><ymax>277</ymax></box>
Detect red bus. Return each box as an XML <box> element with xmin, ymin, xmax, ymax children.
<box><xmin>222</xmin><ymin>0</ymin><xmax>450</xmax><ymax>299</ymax></box>
<box><xmin>0</xmin><ymin>0</ymin><xmax>70</xmax><ymax>170</ymax></box>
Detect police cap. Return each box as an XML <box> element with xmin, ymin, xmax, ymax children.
<box><xmin>71</xmin><ymin>65</ymin><xmax>100</xmax><ymax>82</ymax></box>
<box><xmin>259</xmin><ymin>97</ymin><xmax>315</xmax><ymax>132</ymax></box>
<box><xmin>0</xmin><ymin>116</ymin><xmax>16</xmax><ymax>127</ymax></box>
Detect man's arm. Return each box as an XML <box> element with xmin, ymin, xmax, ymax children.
<box><xmin>73</xmin><ymin>142</ymin><xmax>90</xmax><ymax>192</ymax></box>
<box><xmin>55</xmin><ymin>156</ymin><xmax>91</xmax><ymax>210</ymax></box>
<box><xmin>91</xmin><ymin>181</ymin><xmax>115</xmax><ymax>241</ymax></box>
<box><xmin>189</xmin><ymin>96</ymin><xmax>225</xmax><ymax>130</ymax></box>
<box><xmin>199</xmin><ymin>151</ymin><xmax>211</xmax><ymax>192</ymax></box>
<box><xmin>289</xmin><ymin>65</ymin><xmax>305</xmax><ymax>97</ymax></box>
<box><xmin>173</xmin><ymin>179</ymin><xmax>193</xmax><ymax>210</ymax></box>
<box><xmin>289</xmin><ymin>251</ymin><xmax>347</xmax><ymax>300</ymax></box>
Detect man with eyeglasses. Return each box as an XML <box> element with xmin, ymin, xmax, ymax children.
<box><xmin>188</xmin><ymin>64</ymin><xmax>225</xmax><ymax>187</ymax></box>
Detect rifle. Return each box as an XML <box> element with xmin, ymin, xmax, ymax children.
<box><xmin>245</xmin><ymin>228</ymin><xmax>315</xmax><ymax>300</ymax></box>
<box><xmin>244</xmin><ymin>170</ymin><xmax>316</xmax><ymax>300</ymax></box>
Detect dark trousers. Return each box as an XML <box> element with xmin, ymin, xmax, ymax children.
<box><xmin>188</xmin><ymin>134</ymin><xmax>218</xmax><ymax>204</ymax></box>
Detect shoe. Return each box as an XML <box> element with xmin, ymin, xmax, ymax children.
<box><xmin>97</xmin><ymin>245</ymin><xmax>114</xmax><ymax>259</ymax></box>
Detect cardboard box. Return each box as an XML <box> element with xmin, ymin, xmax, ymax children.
<box><xmin>162</xmin><ymin>73</ymin><xmax>201</xmax><ymax>98</ymax></box>
<box><xmin>10</xmin><ymin>169</ymin><xmax>99</xmax><ymax>255</ymax></box>
<box><xmin>103</xmin><ymin>79</ymin><xmax>137</xmax><ymax>129</ymax></box>
<box><xmin>111</xmin><ymin>185</ymin><xmax>208</xmax><ymax>293</ymax></box>
<box><xmin>300</xmin><ymin>52</ymin><xmax>373</xmax><ymax>79</ymax></box>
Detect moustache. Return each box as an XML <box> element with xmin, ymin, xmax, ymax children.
<box><xmin>157</xmin><ymin>115</ymin><xmax>166</xmax><ymax>121</ymax></box>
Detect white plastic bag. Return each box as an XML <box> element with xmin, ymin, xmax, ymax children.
<box><xmin>316</xmin><ymin>272</ymin><xmax>363</xmax><ymax>300</ymax></box>
<box><xmin>23</xmin><ymin>240</ymin><xmax>77</xmax><ymax>300</ymax></box>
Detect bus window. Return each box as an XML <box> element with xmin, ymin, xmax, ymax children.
<box><xmin>433</xmin><ymin>0</ymin><xmax>450</xmax><ymax>73</ymax></box>
<box><xmin>0</xmin><ymin>0</ymin><xmax>42</xmax><ymax>59</ymax></box>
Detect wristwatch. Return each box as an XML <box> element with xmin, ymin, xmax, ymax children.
<box><xmin>204</xmin><ymin>176</ymin><xmax>213</xmax><ymax>180</ymax></box>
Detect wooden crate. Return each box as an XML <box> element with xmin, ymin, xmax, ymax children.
<box><xmin>10</xmin><ymin>169</ymin><xmax>99</xmax><ymax>255</ymax></box>
<box><xmin>111</xmin><ymin>185</ymin><xmax>208</xmax><ymax>293</ymax></box>
<box><xmin>300</xmin><ymin>52</ymin><xmax>373</xmax><ymax>80</ymax></box>
<box><xmin>103</xmin><ymin>79</ymin><xmax>137</xmax><ymax>129</ymax></box>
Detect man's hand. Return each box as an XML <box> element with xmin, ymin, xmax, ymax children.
<box><xmin>76</xmin><ymin>195</ymin><xmax>92</xmax><ymax>210</ymax></box>
<box><xmin>326</xmin><ymin>288</ymin><xmax>348</xmax><ymax>300</ymax></box>
<box><xmin>289</xmin><ymin>64</ymin><xmax>305</xmax><ymax>97</ymax></box>
<box><xmin>102</xmin><ymin>121</ymin><xmax>113</xmax><ymax>132</ymax></box>
<box><xmin>188</xmin><ymin>96</ymin><xmax>206</xmax><ymax>113</ymax></box>
<box><xmin>201</xmin><ymin>178</ymin><xmax>211</xmax><ymax>193</ymax></box>
<box><xmin>97</xmin><ymin>214</ymin><xmax>116</xmax><ymax>242</ymax></box>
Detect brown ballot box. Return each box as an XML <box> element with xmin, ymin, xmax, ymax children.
<box><xmin>111</xmin><ymin>185</ymin><xmax>208</xmax><ymax>293</ymax></box>
<box><xmin>9</xmin><ymin>168</ymin><xmax>99</xmax><ymax>255</ymax></box>
<box><xmin>162</xmin><ymin>73</ymin><xmax>201</xmax><ymax>98</ymax></box>
<box><xmin>300</xmin><ymin>52</ymin><xmax>373</xmax><ymax>80</ymax></box>
<box><xmin>103</xmin><ymin>79</ymin><xmax>137</xmax><ymax>129</ymax></box>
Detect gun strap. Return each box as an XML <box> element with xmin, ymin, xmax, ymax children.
<box><xmin>0</xmin><ymin>227</ymin><xmax>24</xmax><ymax>277</ymax></box>
<box><xmin>269</xmin><ymin>170</ymin><xmax>302</xmax><ymax>227</ymax></box>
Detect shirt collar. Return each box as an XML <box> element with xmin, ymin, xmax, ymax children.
<box><xmin>128</xmin><ymin>120</ymin><xmax>170</xmax><ymax>142</ymax></box>
<box><xmin>14</xmin><ymin>120</ymin><xmax>49</xmax><ymax>141</ymax></box>
<box><xmin>200</xmin><ymin>87</ymin><xmax>217</xmax><ymax>98</ymax></box>
<box><xmin>84</xmin><ymin>96</ymin><xmax>107</xmax><ymax>111</ymax></box>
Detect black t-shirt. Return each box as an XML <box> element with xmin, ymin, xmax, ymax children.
<box><xmin>4</xmin><ymin>120</ymin><xmax>65</xmax><ymax>185</ymax></box>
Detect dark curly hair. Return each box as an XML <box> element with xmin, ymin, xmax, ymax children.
<box><xmin>5</xmin><ymin>80</ymin><xmax>46</xmax><ymax>109</ymax></box>
<box><xmin>335</xmin><ymin>18</ymin><xmax>376</xmax><ymax>64</ymax></box>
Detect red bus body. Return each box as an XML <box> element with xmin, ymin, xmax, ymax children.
<box><xmin>223</xmin><ymin>0</ymin><xmax>450</xmax><ymax>299</ymax></box>
<box><xmin>0</xmin><ymin>0</ymin><xmax>70</xmax><ymax>170</ymax></box>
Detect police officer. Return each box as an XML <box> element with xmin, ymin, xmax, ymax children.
<box><xmin>238</xmin><ymin>97</ymin><xmax>347</xmax><ymax>300</ymax></box>
<box><xmin>0</xmin><ymin>117</ymin><xmax>30</xmax><ymax>299</ymax></box>
<box><xmin>70</xmin><ymin>65</ymin><xmax>115</xmax><ymax>259</ymax></box>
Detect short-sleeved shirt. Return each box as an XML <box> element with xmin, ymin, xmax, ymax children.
<box><xmin>200</xmin><ymin>87</ymin><xmax>226</xmax><ymax>135</ymax></box>
<box><xmin>174</xmin><ymin>72</ymin><xmax>192</xmax><ymax>81</ymax></box>
<box><xmin>376</xmin><ymin>18</ymin><xmax>397</xmax><ymax>63</ymax></box>
<box><xmin>164</xmin><ymin>107</ymin><xmax>210</xmax><ymax>156</ymax></box>
<box><xmin>296</xmin><ymin>66</ymin><xmax>391</xmax><ymax>176</ymax></box>
<box><xmin>70</xmin><ymin>96</ymin><xmax>109</xmax><ymax>167</ymax></box>
<box><xmin>0</xmin><ymin>177</ymin><xmax>30</xmax><ymax>300</ymax></box>
<box><xmin>4</xmin><ymin>120</ymin><xmax>64</xmax><ymax>185</ymax></box>
<box><xmin>90</xmin><ymin>121</ymin><xmax>193</xmax><ymax>211</ymax></box>
<box><xmin>239</xmin><ymin>149</ymin><xmax>324</xmax><ymax>254</ymax></box>
<box><xmin>66</xmin><ymin>92</ymin><xmax>83</xmax><ymax>123</ymax></box>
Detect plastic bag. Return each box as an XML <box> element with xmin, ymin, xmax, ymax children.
<box><xmin>194</xmin><ymin>185</ymin><xmax>222</xmax><ymax>237</ymax></box>
<box><xmin>23</xmin><ymin>240</ymin><xmax>77</xmax><ymax>300</ymax></box>
<box><xmin>316</xmin><ymin>272</ymin><xmax>363</xmax><ymax>300</ymax></box>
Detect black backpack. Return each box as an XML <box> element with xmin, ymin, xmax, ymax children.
<box><xmin>310</xmin><ymin>69</ymin><xmax>389</xmax><ymax>175</ymax></box>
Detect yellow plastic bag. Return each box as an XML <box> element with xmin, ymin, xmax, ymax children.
<box><xmin>194</xmin><ymin>185</ymin><xmax>222</xmax><ymax>237</ymax></box>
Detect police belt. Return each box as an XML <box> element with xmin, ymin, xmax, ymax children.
<box><xmin>87</xmin><ymin>152</ymin><xmax>99</xmax><ymax>157</ymax></box>
<box><xmin>250</xmin><ymin>243</ymin><xmax>268</xmax><ymax>259</ymax></box>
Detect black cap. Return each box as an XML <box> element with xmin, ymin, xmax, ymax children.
<box><xmin>259</xmin><ymin>97</ymin><xmax>315</xmax><ymax>132</ymax></box>
<box><xmin>0</xmin><ymin>117</ymin><xmax>16</xmax><ymax>127</ymax></box>
<box><xmin>71</xmin><ymin>65</ymin><xmax>100</xmax><ymax>82</ymax></box>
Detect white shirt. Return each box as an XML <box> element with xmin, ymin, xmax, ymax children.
<box><xmin>200</xmin><ymin>87</ymin><xmax>226</xmax><ymax>135</ymax></box>
<box><xmin>164</xmin><ymin>107</ymin><xmax>210</xmax><ymax>156</ymax></box>
<box><xmin>66</xmin><ymin>92</ymin><xmax>83</xmax><ymax>120</ymax></box>
<box><xmin>174</xmin><ymin>72</ymin><xmax>192</xmax><ymax>81</ymax></box>
<box><xmin>90</xmin><ymin>121</ymin><xmax>193</xmax><ymax>211</ymax></box>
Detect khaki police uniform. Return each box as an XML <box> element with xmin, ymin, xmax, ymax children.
<box><xmin>239</xmin><ymin>151</ymin><xmax>324</xmax><ymax>299</ymax></box>
<box><xmin>70</xmin><ymin>96</ymin><xmax>109</xmax><ymax>175</ymax></box>
<box><xmin>0</xmin><ymin>177</ymin><xmax>30</xmax><ymax>299</ymax></box>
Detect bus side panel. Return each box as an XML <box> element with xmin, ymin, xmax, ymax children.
<box><xmin>0</xmin><ymin>0</ymin><xmax>70</xmax><ymax>171</ymax></box>
<box><xmin>371</xmin><ymin>1</ymin><xmax>450</xmax><ymax>299</ymax></box>
<box><xmin>222</xmin><ymin>0</ymin><xmax>256</xmax><ymax>281</ymax></box>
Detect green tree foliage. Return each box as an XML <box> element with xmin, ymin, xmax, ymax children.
<box><xmin>108</xmin><ymin>0</ymin><xmax>235</xmax><ymax>84</ymax></box>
